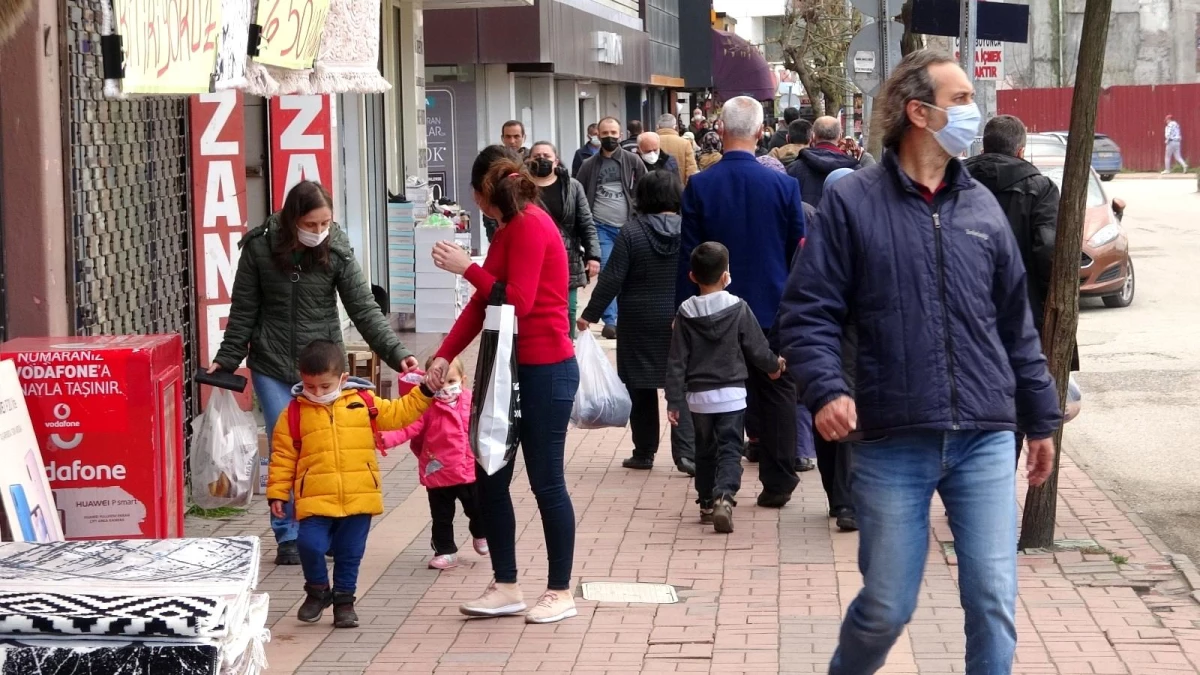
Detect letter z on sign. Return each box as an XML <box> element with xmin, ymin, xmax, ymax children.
<box><xmin>269</xmin><ymin>95</ymin><xmax>333</xmax><ymax>209</ymax></box>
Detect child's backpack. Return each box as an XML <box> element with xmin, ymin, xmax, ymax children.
<box><xmin>287</xmin><ymin>390</ymin><xmax>389</xmax><ymax>456</ymax></box>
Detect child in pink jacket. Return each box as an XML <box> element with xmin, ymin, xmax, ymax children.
<box><xmin>380</xmin><ymin>357</ymin><xmax>487</xmax><ymax>570</ymax></box>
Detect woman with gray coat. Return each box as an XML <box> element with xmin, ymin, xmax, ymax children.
<box><xmin>577</xmin><ymin>170</ymin><xmax>695</xmax><ymax>476</ymax></box>
<box><xmin>528</xmin><ymin>142</ymin><xmax>602</xmax><ymax>337</ymax></box>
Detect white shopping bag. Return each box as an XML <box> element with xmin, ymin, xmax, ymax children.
<box><xmin>571</xmin><ymin>330</ymin><xmax>632</xmax><ymax>429</ymax></box>
<box><xmin>189</xmin><ymin>388</ymin><xmax>258</xmax><ymax>509</ymax></box>
<box><xmin>469</xmin><ymin>283</ymin><xmax>521</xmax><ymax>475</ymax></box>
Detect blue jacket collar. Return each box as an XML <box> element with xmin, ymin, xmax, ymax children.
<box><xmin>881</xmin><ymin>148</ymin><xmax>975</xmax><ymax>197</ymax></box>
<box><xmin>721</xmin><ymin>150</ymin><xmax>758</xmax><ymax>161</ymax></box>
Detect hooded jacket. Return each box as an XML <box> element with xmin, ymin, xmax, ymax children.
<box><xmin>768</xmin><ymin>143</ymin><xmax>806</xmax><ymax>166</ymax></box>
<box><xmin>213</xmin><ymin>215</ymin><xmax>413</xmax><ymax>384</ymax></box>
<box><xmin>541</xmin><ymin>166</ymin><xmax>602</xmax><ymax>289</ymax></box>
<box><xmin>786</xmin><ymin>144</ymin><xmax>861</xmax><ymax>206</ymax></box>
<box><xmin>777</xmin><ymin>151</ymin><xmax>1061</xmax><ymax>440</ymax></box>
<box><xmin>268</xmin><ymin>378</ymin><xmax>432</xmax><ymax>519</ymax></box>
<box><xmin>665</xmin><ymin>292</ymin><xmax>781</xmax><ymax>411</ymax></box>
<box><xmin>962</xmin><ymin>152</ymin><xmax>1060</xmax><ymax>336</ymax></box>
<box><xmin>582</xmin><ymin>213</ymin><xmax>682</xmax><ymax>389</ymax></box>
<box><xmin>380</xmin><ymin>389</ymin><xmax>475</xmax><ymax>489</ymax></box>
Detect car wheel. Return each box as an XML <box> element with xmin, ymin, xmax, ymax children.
<box><xmin>1103</xmin><ymin>258</ymin><xmax>1135</xmax><ymax>308</ymax></box>
<box><xmin>1100</xmin><ymin>174</ymin><xmax>1115</xmax><ymax>181</ymax></box>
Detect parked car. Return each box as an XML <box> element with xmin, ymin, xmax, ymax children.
<box><xmin>1034</xmin><ymin>158</ymin><xmax>1134</xmax><ymax>308</ymax></box>
<box><xmin>1043</xmin><ymin>132</ymin><xmax>1123</xmax><ymax>181</ymax></box>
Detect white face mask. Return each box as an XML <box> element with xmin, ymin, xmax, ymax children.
<box><xmin>435</xmin><ymin>383</ymin><xmax>462</xmax><ymax>403</ymax></box>
<box><xmin>642</xmin><ymin>151</ymin><xmax>660</xmax><ymax>165</ymax></box>
<box><xmin>589</xmin><ymin>135</ymin><xmax>600</xmax><ymax>147</ymax></box>
<box><xmin>304</xmin><ymin>389</ymin><xmax>341</xmax><ymax>406</ymax></box>
<box><xmin>297</xmin><ymin>228</ymin><xmax>329</xmax><ymax>248</ymax></box>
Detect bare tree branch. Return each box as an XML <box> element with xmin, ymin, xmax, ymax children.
<box><xmin>777</xmin><ymin>0</ymin><xmax>860</xmax><ymax>117</ymax></box>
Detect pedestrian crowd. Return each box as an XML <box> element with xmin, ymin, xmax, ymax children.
<box><xmin>210</xmin><ymin>49</ymin><xmax>1078</xmax><ymax>674</ymax></box>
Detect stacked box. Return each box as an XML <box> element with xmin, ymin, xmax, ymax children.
<box><xmin>387</xmin><ymin>202</ymin><xmax>417</xmax><ymax>314</ymax></box>
<box><xmin>415</xmin><ymin>226</ymin><xmax>462</xmax><ymax>333</ymax></box>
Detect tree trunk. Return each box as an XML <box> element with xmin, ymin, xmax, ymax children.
<box><xmin>1017</xmin><ymin>0</ymin><xmax>1113</xmax><ymax>550</ymax></box>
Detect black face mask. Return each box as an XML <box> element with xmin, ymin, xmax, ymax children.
<box><xmin>531</xmin><ymin>158</ymin><xmax>554</xmax><ymax>178</ymax></box>
<box><xmin>600</xmin><ymin>136</ymin><xmax>620</xmax><ymax>152</ymax></box>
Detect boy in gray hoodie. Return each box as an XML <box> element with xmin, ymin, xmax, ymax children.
<box><xmin>666</xmin><ymin>242</ymin><xmax>784</xmax><ymax>533</ymax></box>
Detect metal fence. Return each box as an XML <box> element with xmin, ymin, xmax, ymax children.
<box><xmin>998</xmin><ymin>83</ymin><xmax>1200</xmax><ymax>172</ymax></box>
<box><xmin>63</xmin><ymin>0</ymin><xmax>199</xmax><ymax>423</ymax></box>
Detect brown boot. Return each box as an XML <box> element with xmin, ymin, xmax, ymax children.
<box><xmin>332</xmin><ymin>592</ymin><xmax>358</xmax><ymax>628</ymax></box>
<box><xmin>297</xmin><ymin>584</ymin><xmax>331</xmax><ymax>623</ymax></box>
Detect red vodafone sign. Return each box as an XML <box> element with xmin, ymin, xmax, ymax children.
<box><xmin>269</xmin><ymin>95</ymin><xmax>335</xmax><ymax>209</ymax></box>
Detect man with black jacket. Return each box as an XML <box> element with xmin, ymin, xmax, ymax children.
<box><xmin>768</xmin><ymin>107</ymin><xmax>801</xmax><ymax>151</ymax></box>
<box><xmin>787</xmin><ymin>116</ymin><xmax>860</xmax><ymax>206</ymax></box>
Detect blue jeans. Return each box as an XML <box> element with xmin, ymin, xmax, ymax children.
<box><xmin>831</xmin><ymin>430</ymin><xmax>1017</xmax><ymax>675</ymax></box>
<box><xmin>795</xmin><ymin>405</ymin><xmax>816</xmax><ymax>460</ymax></box>
<box><xmin>594</xmin><ymin>222</ymin><xmax>620</xmax><ymax>326</ymax></box>
<box><xmin>252</xmin><ymin>371</ymin><xmax>300</xmax><ymax>544</ymax></box>
<box><xmin>296</xmin><ymin>514</ymin><xmax>371</xmax><ymax>594</ymax></box>
<box><xmin>478</xmin><ymin>358</ymin><xmax>579</xmax><ymax>590</ymax></box>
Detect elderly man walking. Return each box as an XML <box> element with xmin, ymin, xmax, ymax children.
<box><xmin>637</xmin><ymin>132</ymin><xmax>681</xmax><ymax>175</ymax></box>
<box><xmin>787</xmin><ymin>116</ymin><xmax>860</xmax><ymax>206</ymax></box>
<box><xmin>677</xmin><ymin>96</ymin><xmax>806</xmax><ymax>507</ymax></box>
<box><xmin>656</xmin><ymin>114</ymin><xmax>699</xmax><ymax>184</ymax></box>
<box><xmin>778</xmin><ymin>51</ymin><xmax>1061</xmax><ymax>674</ymax></box>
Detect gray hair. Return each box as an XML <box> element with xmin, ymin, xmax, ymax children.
<box><xmin>637</xmin><ymin>131</ymin><xmax>661</xmax><ymax>148</ymax></box>
<box><xmin>657</xmin><ymin>113</ymin><xmax>678</xmax><ymax>130</ymax></box>
<box><xmin>982</xmin><ymin>115</ymin><xmax>1026</xmax><ymax>156</ymax></box>
<box><xmin>813</xmin><ymin>116</ymin><xmax>842</xmax><ymax>143</ymax></box>
<box><xmin>878</xmin><ymin>50</ymin><xmax>957</xmax><ymax>150</ymax></box>
<box><xmin>720</xmin><ymin>97</ymin><xmax>765</xmax><ymax>140</ymax></box>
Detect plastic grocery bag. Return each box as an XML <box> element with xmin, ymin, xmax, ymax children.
<box><xmin>571</xmin><ymin>330</ymin><xmax>632</xmax><ymax>429</ymax></box>
<box><xmin>189</xmin><ymin>388</ymin><xmax>258</xmax><ymax>509</ymax></box>
<box><xmin>1064</xmin><ymin>373</ymin><xmax>1082</xmax><ymax>424</ymax></box>
<box><xmin>470</xmin><ymin>283</ymin><xmax>521</xmax><ymax>476</ymax></box>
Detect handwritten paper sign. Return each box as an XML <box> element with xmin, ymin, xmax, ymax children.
<box><xmin>112</xmin><ymin>0</ymin><xmax>222</xmax><ymax>94</ymax></box>
<box><xmin>254</xmin><ymin>0</ymin><xmax>332</xmax><ymax>71</ymax></box>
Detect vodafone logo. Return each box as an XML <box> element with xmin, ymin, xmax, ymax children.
<box><xmin>54</xmin><ymin>403</ymin><xmax>71</xmax><ymax>420</ymax></box>
<box><xmin>48</xmin><ymin>402</ymin><xmax>84</xmax><ymax>449</ymax></box>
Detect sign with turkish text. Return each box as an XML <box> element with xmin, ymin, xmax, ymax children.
<box><xmin>189</xmin><ymin>91</ymin><xmax>249</xmax><ymax>389</ymax></box>
<box><xmin>954</xmin><ymin>39</ymin><xmax>1005</xmax><ymax>81</ymax></box>
<box><xmin>269</xmin><ymin>95</ymin><xmax>334</xmax><ymax>210</ymax></box>
<box><xmin>253</xmin><ymin>0</ymin><xmax>332</xmax><ymax>71</ymax></box>
<box><xmin>425</xmin><ymin>88</ymin><xmax>456</xmax><ymax>203</ymax></box>
<box><xmin>112</xmin><ymin>0</ymin><xmax>222</xmax><ymax>94</ymax></box>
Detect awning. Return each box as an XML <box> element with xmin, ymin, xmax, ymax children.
<box><xmin>423</xmin><ymin>0</ymin><xmax>533</xmax><ymax>8</ymax></box>
<box><xmin>711</xmin><ymin>29</ymin><xmax>776</xmax><ymax>102</ymax></box>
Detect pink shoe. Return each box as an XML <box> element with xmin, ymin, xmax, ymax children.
<box><xmin>429</xmin><ymin>554</ymin><xmax>459</xmax><ymax>570</ymax></box>
<box><xmin>473</xmin><ymin>538</ymin><xmax>489</xmax><ymax>556</ymax></box>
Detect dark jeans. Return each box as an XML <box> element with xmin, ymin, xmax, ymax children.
<box><xmin>814</xmin><ymin>434</ymin><xmax>854</xmax><ymax>512</ymax></box>
<box><xmin>428</xmin><ymin>483</ymin><xmax>486</xmax><ymax>555</ymax></box>
<box><xmin>746</xmin><ymin>348</ymin><xmax>800</xmax><ymax>496</ymax></box>
<box><xmin>693</xmin><ymin>410</ymin><xmax>746</xmax><ymax>506</ymax></box>
<box><xmin>297</xmin><ymin>514</ymin><xmax>372</xmax><ymax>594</ymax></box>
<box><xmin>478</xmin><ymin>358</ymin><xmax>579</xmax><ymax>591</ymax></box>
<box><xmin>627</xmin><ymin>387</ymin><xmax>695</xmax><ymax>465</ymax></box>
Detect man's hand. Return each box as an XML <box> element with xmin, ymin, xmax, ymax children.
<box><xmin>1026</xmin><ymin>437</ymin><xmax>1056</xmax><ymax>487</ymax></box>
<box><xmin>814</xmin><ymin>395</ymin><xmax>857</xmax><ymax>441</ymax></box>
<box><xmin>667</xmin><ymin>410</ymin><xmax>680</xmax><ymax>427</ymax></box>
<box><xmin>576</xmin><ymin>318</ymin><xmax>590</xmax><ymax>333</ymax></box>
<box><xmin>586</xmin><ymin>260</ymin><xmax>601</xmax><ymax>279</ymax></box>
<box><xmin>269</xmin><ymin>500</ymin><xmax>287</xmax><ymax>520</ymax></box>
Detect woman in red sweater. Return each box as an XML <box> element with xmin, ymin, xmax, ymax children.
<box><xmin>427</xmin><ymin>146</ymin><xmax>579</xmax><ymax>624</ymax></box>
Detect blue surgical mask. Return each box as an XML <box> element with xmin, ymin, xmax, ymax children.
<box><xmin>922</xmin><ymin>102</ymin><xmax>981</xmax><ymax>157</ymax></box>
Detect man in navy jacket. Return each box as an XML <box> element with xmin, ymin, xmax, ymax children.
<box><xmin>677</xmin><ymin>96</ymin><xmax>806</xmax><ymax>507</ymax></box>
<box><xmin>778</xmin><ymin>51</ymin><xmax>1060</xmax><ymax>674</ymax></box>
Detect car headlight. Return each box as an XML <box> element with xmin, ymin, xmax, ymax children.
<box><xmin>1088</xmin><ymin>222</ymin><xmax>1121</xmax><ymax>247</ymax></box>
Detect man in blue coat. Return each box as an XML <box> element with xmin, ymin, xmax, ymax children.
<box><xmin>778</xmin><ymin>51</ymin><xmax>1061</xmax><ymax>674</ymax></box>
<box><xmin>677</xmin><ymin>96</ymin><xmax>806</xmax><ymax>507</ymax></box>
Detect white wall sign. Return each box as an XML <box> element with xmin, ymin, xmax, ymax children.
<box><xmin>0</xmin><ymin>360</ymin><xmax>65</xmax><ymax>542</ymax></box>
<box><xmin>955</xmin><ymin>39</ymin><xmax>1005</xmax><ymax>81</ymax></box>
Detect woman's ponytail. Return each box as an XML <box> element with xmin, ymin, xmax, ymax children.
<box><xmin>470</xmin><ymin>146</ymin><xmax>538</xmax><ymax>223</ymax></box>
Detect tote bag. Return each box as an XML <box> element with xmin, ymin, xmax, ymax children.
<box><xmin>469</xmin><ymin>283</ymin><xmax>521</xmax><ymax>475</ymax></box>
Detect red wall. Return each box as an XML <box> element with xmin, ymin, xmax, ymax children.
<box><xmin>997</xmin><ymin>84</ymin><xmax>1200</xmax><ymax>172</ymax></box>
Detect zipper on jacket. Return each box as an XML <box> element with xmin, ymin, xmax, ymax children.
<box><xmin>932</xmin><ymin>212</ymin><xmax>961</xmax><ymax>429</ymax></box>
<box><xmin>289</xmin><ymin>264</ymin><xmax>301</xmax><ymax>372</ymax></box>
<box><xmin>299</xmin><ymin>470</ymin><xmax>307</xmax><ymax>497</ymax></box>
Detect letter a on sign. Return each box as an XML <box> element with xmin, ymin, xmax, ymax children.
<box><xmin>269</xmin><ymin>95</ymin><xmax>334</xmax><ymax>210</ymax></box>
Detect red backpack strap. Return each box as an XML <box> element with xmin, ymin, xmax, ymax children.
<box><xmin>287</xmin><ymin>399</ymin><xmax>303</xmax><ymax>452</ymax></box>
<box><xmin>359</xmin><ymin>390</ymin><xmax>387</xmax><ymax>456</ymax></box>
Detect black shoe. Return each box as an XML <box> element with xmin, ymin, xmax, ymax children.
<box><xmin>275</xmin><ymin>540</ymin><xmax>301</xmax><ymax>566</ymax></box>
<box><xmin>601</xmin><ymin>324</ymin><xmax>617</xmax><ymax>340</ymax></box>
<box><xmin>676</xmin><ymin>458</ymin><xmax>696</xmax><ymax>477</ymax></box>
<box><xmin>797</xmin><ymin>457</ymin><xmax>816</xmax><ymax>472</ymax></box>
<box><xmin>622</xmin><ymin>455</ymin><xmax>654</xmax><ymax>470</ymax></box>
<box><xmin>743</xmin><ymin>440</ymin><xmax>760</xmax><ymax>463</ymax></box>
<box><xmin>297</xmin><ymin>584</ymin><xmax>332</xmax><ymax>623</ymax></box>
<box><xmin>332</xmin><ymin>592</ymin><xmax>359</xmax><ymax>628</ymax></box>
<box><xmin>756</xmin><ymin>491</ymin><xmax>792</xmax><ymax>509</ymax></box>
<box><xmin>712</xmin><ymin>497</ymin><xmax>734</xmax><ymax>533</ymax></box>
<box><xmin>834</xmin><ymin>508</ymin><xmax>859</xmax><ymax>532</ymax></box>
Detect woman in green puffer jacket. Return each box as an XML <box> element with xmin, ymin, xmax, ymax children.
<box><xmin>208</xmin><ymin>181</ymin><xmax>418</xmax><ymax>565</ymax></box>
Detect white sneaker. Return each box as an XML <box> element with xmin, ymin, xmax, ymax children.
<box><xmin>459</xmin><ymin>581</ymin><xmax>526</xmax><ymax>617</ymax></box>
<box><xmin>428</xmin><ymin>554</ymin><xmax>458</xmax><ymax>570</ymax></box>
<box><xmin>525</xmin><ymin>589</ymin><xmax>577</xmax><ymax>624</ymax></box>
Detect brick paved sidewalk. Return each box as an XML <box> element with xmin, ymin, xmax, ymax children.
<box><xmin>187</xmin><ymin>333</ymin><xmax>1200</xmax><ymax>675</ymax></box>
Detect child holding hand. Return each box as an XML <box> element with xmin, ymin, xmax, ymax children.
<box><xmin>379</xmin><ymin>357</ymin><xmax>488</xmax><ymax>570</ymax></box>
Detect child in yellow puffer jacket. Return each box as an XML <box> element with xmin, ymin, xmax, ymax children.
<box><xmin>268</xmin><ymin>340</ymin><xmax>434</xmax><ymax>629</ymax></box>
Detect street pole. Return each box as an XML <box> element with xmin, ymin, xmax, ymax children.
<box><xmin>959</xmin><ymin>0</ymin><xmax>977</xmax><ymax>86</ymax></box>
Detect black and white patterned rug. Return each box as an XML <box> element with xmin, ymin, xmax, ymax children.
<box><xmin>0</xmin><ymin>593</ymin><xmax>227</xmax><ymax>638</ymax></box>
<box><xmin>0</xmin><ymin>639</ymin><xmax>220</xmax><ymax>674</ymax></box>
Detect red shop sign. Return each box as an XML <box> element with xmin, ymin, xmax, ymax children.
<box><xmin>269</xmin><ymin>95</ymin><xmax>334</xmax><ymax>210</ymax></box>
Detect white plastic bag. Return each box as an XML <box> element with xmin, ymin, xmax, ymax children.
<box><xmin>1064</xmin><ymin>374</ymin><xmax>1082</xmax><ymax>423</ymax></box>
<box><xmin>571</xmin><ymin>331</ymin><xmax>632</xmax><ymax>429</ymax></box>
<box><xmin>189</xmin><ymin>389</ymin><xmax>258</xmax><ymax>509</ymax></box>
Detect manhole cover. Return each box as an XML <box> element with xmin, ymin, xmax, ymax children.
<box><xmin>580</xmin><ymin>582</ymin><xmax>678</xmax><ymax>604</ymax></box>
